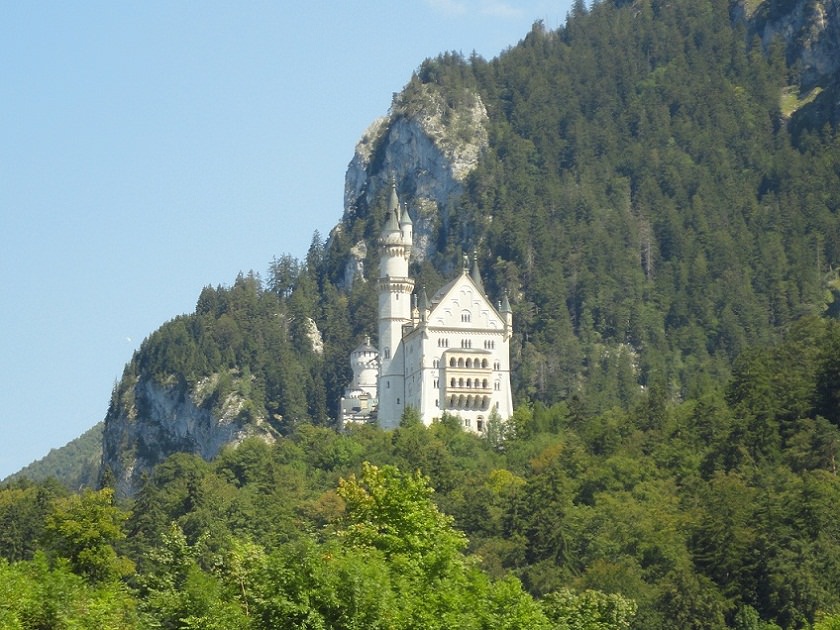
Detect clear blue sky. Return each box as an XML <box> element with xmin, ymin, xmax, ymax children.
<box><xmin>0</xmin><ymin>0</ymin><xmax>573</xmax><ymax>479</ymax></box>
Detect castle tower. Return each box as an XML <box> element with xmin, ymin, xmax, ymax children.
<box><xmin>377</xmin><ymin>184</ymin><xmax>414</xmax><ymax>426</ymax></box>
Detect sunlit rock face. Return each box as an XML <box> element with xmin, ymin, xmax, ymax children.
<box><xmin>745</xmin><ymin>0</ymin><xmax>840</xmax><ymax>89</ymax></box>
<box><xmin>339</xmin><ymin>82</ymin><xmax>489</xmax><ymax>287</ymax></box>
<box><xmin>101</xmin><ymin>373</ymin><xmax>274</xmax><ymax>498</ymax></box>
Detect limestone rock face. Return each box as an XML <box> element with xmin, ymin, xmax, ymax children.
<box><xmin>748</xmin><ymin>0</ymin><xmax>840</xmax><ymax>88</ymax></box>
<box><xmin>101</xmin><ymin>373</ymin><xmax>274</xmax><ymax>498</ymax></box>
<box><xmin>340</xmin><ymin>81</ymin><xmax>489</xmax><ymax>284</ymax></box>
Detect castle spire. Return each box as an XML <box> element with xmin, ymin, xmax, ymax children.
<box><xmin>470</xmin><ymin>250</ymin><xmax>485</xmax><ymax>294</ymax></box>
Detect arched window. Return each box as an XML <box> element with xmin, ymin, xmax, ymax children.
<box><xmin>465</xmin><ymin>358</ymin><xmax>472</xmax><ymax>368</ymax></box>
<box><xmin>482</xmin><ymin>359</ymin><xmax>488</xmax><ymax>368</ymax></box>
<box><xmin>450</xmin><ymin>377</ymin><xmax>456</xmax><ymax>387</ymax></box>
<box><xmin>458</xmin><ymin>378</ymin><xmax>464</xmax><ymax>388</ymax></box>
<box><xmin>466</xmin><ymin>378</ymin><xmax>472</xmax><ymax>388</ymax></box>
<box><xmin>461</xmin><ymin>311</ymin><xmax>471</xmax><ymax>323</ymax></box>
<box><xmin>450</xmin><ymin>357</ymin><xmax>456</xmax><ymax>368</ymax></box>
<box><xmin>457</xmin><ymin>358</ymin><xmax>464</xmax><ymax>368</ymax></box>
<box><xmin>482</xmin><ymin>379</ymin><xmax>488</xmax><ymax>389</ymax></box>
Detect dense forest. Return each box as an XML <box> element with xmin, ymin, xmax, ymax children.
<box><xmin>3</xmin><ymin>316</ymin><xmax>840</xmax><ymax>627</ymax></box>
<box><xmin>4</xmin><ymin>0</ymin><xmax>840</xmax><ymax>627</ymax></box>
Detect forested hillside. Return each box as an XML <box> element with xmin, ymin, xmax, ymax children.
<box><xmin>3</xmin><ymin>317</ymin><xmax>840</xmax><ymax>628</ymax></box>
<box><xmin>326</xmin><ymin>0</ymin><xmax>840</xmax><ymax>413</ymax></box>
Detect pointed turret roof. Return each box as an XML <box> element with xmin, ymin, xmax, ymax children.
<box><xmin>470</xmin><ymin>250</ymin><xmax>485</xmax><ymax>294</ymax></box>
<box><xmin>418</xmin><ymin>285</ymin><xmax>429</xmax><ymax>312</ymax></box>
<box><xmin>382</xmin><ymin>182</ymin><xmax>400</xmax><ymax>236</ymax></box>
<box><xmin>388</xmin><ymin>181</ymin><xmax>399</xmax><ymax>213</ymax></box>
<box><xmin>500</xmin><ymin>290</ymin><xmax>512</xmax><ymax>314</ymax></box>
<box><xmin>399</xmin><ymin>202</ymin><xmax>413</xmax><ymax>227</ymax></box>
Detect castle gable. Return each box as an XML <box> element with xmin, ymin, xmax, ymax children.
<box><xmin>428</xmin><ymin>272</ymin><xmax>503</xmax><ymax>330</ymax></box>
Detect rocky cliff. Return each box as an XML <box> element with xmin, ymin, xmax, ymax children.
<box><xmin>337</xmin><ymin>79</ymin><xmax>488</xmax><ymax>287</ymax></box>
<box><xmin>101</xmin><ymin>371</ymin><xmax>276</xmax><ymax>498</ymax></box>
<box><xmin>746</xmin><ymin>0</ymin><xmax>840</xmax><ymax>89</ymax></box>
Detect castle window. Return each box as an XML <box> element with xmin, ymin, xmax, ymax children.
<box><xmin>482</xmin><ymin>359</ymin><xmax>488</xmax><ymax>369</ymax></box>
<box><xmin>384</xmin><ymin>347</ymin><xmax>390</xmax><ymax>359</ymax></box>
<box><xmin>458</xmin><ymin>378</ymin><xmax>464</xmax><ymax>388</ymax></box>
<box><xmin>465</xmin><ymin>358</ymin><xmax>472</xmax><ymax>368</ymax></box>
<box><xmin>466</xmin><ymin>378</ymin><xmax>472</xmax><ymax>388</ymax></box>
<box><xmin>494</xmin><ymin>361</ymin><xmax>500</xmax><ymax>370</ymax></box>
<box><xmin>482</xmin><ymin>378</ymin><xmax>488</xmax><ymax>389</ymax></box>
<box><xmin>435</xmin><ymin>399</ymin><xmax>439</xmax><ymax>407</ymax></box>
<box><xmin>494</xmin><ymin>381</ymin><xmax>500</xmax><ymax>391</ymax></box>
<box><xmin>457</xmin><ymin>358</ymin><xmax>464</xmax><ymax>368</ymax></box>
<box><xmin>397</xmin><ymin>398</ymin><xmax>400</xmax><ymax>405</ymax></box>
<box><xmin>450</xmin><ymin>377</ymin><xmax>456</xmax><ymax>387</ymax></box>
<box><xmin>434</xmin><ymin>378</ymin><xmax>439</xmax><ymax>388</ymax></box>
<box><xmin>461</xmin><ymin>311</ymin><xmax>471</xmax><ymax>323</ymax></box>
<box><xmin>433</xmin><ymin>359</ymin><xmax>439</xmax><ymax>368</ymax></box>
<box><xmin>477</xmin><ymin>419</ymin><xmax>484</xmax><ymax>432</ymax></box>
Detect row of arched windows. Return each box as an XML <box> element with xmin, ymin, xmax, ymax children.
<box><xmin>448</xmin><ymin>394</ymin><xmax>491</xmax><ymax>411</ymax></box>
<box><xmin>448</xmin><ymin>356</ymin><xmax>489</xmax><ymax>369</ymax></box>
<box><xmin>449</xmin><ymin>377</ymin><xmax>490</xmax><ymax>390</ymax></box>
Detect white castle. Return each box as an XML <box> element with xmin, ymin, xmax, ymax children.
<box><xmin>340</xmin><ymin>185</ymin><xmax>514</xmax><ymax>433</ymax></box>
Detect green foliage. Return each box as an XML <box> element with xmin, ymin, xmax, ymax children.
<box><xmin>43</xmin><ymin>488</ymin><xmax>134</xmax><ymax>583</ymax></box>
<box><xmin>5</xmin><ymin>422</ymin><xmax>103</xmax><ymax>490</ymax></box>
<box><xmin>337</xmin><ymin>462</ymin><xmax>467</xmax><ymax>565</ymax></box>
<box><xmin>0</xmin><ymin>552</ymin><xmax>138</xmax><ymax>629</ymax></box>
<box><xmin>542</xmin><ymin>588</ymin><xmax>637</xmax><ymax>630</ymax></box>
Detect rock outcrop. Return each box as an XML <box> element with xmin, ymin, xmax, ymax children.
<box><xmin>746</xmin><ymin>0</ymin><xmax>840</xmax><ymax>89</ymax></box>
<box><xmin>101</xmin><ymin>372</ymin><xmax>275</xmax><ymax>498</ymax></box>
<box><xmin>338</xmin><ymin>81</ymin><xmax>489</xmax><ymax>286</ymax></box>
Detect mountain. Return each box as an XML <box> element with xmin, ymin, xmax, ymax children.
<box><xmin>3</xmin><ymin>422</ymin><xmax>102</xmax><ymax>490</ymax></box>
<box><xmin>13</xmin><ymin>0</ymin><xmax>837</xmax><ymax>495</ymax></box>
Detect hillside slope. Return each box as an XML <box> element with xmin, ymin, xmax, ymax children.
<box><xmin>27</xmin><ymin>0</ymin><xmax>840</xmax><ymax>494</ymax></box>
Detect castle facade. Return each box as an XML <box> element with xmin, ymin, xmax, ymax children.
<box><xmin>340</xmin><ymin>186</ymin><xmax>514</xmax><ymax>433</ymax></box>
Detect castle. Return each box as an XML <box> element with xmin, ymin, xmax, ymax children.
<box><xmin>340</xmin><ymin>185</ymin><xmax>514</xmax><ymax>433</ymax></box>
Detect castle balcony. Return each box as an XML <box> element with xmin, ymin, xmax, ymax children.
<box><xmin>444</xmin><ymin>375</ymin><xmax>492</xmax><ymax>394</ymax></box>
